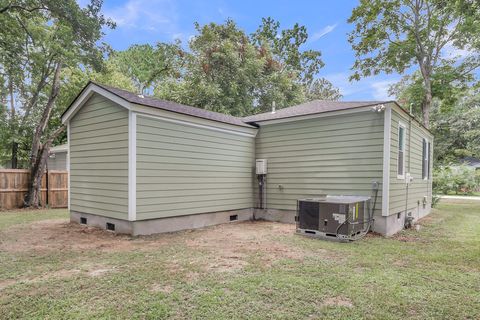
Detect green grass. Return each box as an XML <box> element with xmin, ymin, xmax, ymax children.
<box><xmin>444</xmin><ymin>191</ymin><xmax>480</xmax><ymax>196</ymax></box>
<box><xmin>1</xmin><ymin>201</ymin><xmax>479</xmax><ymax>319</ymax></box>
<box><xmin>0</xmin><ymin>208</ymin><xmax>68</xmax><ymax>230</ymax></box>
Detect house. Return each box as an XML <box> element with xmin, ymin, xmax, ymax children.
<box><xmin>61</xmin><ymin>82</ymin><xmax>433</xmax><ymax>236</ymax></box>
<box><xmin>48</xmin><ymin>144</ymin><xmax>68</xmax><ymax>171</ymax></box>
<box><xmin>459</xmin><ymin>157</ymin><xmax>480</xmax><ymax>171</ymax></box>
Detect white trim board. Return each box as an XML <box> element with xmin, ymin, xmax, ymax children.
<box><xmin>67</xmin><ymin>121</ymin><xmax>71</xmax><ymax>210</ymax></box>
<box><xmin>250</xmin><ymin>105</ymin><xmax>387</xmax><ymax>126</ymax></box>
<box><xmin>128</xmin><ymin>111</ymin><xmax>137</xmax><ymax>221</ymax></box>
<box><xmin>136</xmin><ymin>112</ymin><xmax>257</xmax><ymax>138</ymax></box>
<box><xmin>382</xmin><ymin>105</ymin><xmax>391</xmax><ymax>216</ymax></box>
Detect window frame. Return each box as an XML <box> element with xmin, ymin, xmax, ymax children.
<box><xmin>422</xmin><ymin>138</ymin><xmax>431</xmax><ymax>180</ymax></box>
<box><xmin>397</xmin><ymin>122</ymin><xmax>406</xmax><ymax>180</ymax></box>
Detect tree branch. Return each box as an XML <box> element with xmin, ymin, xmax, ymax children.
<box><xmin>0</xmin><ymin>5</ymin><xmax>47</xmax><ymax>14</ymax></box>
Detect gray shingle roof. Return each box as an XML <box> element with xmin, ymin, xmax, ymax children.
<box><xmin>93</xmin><ymin>82</ymin><xmax>255</xmax><ymax>128</ymax></box>
<box><xmin>242</xmin><ymin>100</ymin><xmax>391</xmax><ymax>123</ymax></box>
<box><xmin>460</xmin><ymin>157</ymin><xmax>480</xmax><ymax>168</ymax></box>
<box><xmin>66</xmin><ymin>82</ymin><xmax>400</xmax><ymax>128</ymax></box>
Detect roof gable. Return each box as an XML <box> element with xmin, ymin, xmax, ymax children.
<box><xmin>62</xmin><ymin>82</ymin><xmax>255</xmax><ymax>128</ymax></box>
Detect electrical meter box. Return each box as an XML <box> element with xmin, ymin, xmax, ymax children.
<box><xmin>296</xmin><ymin>195</ymin><xmax>370</xmax><ymax>240</ymax></box>
<box><xmin>255</xmin><ymin>159</ymin><xmax>267</xmax><ymax>175</ymax></box>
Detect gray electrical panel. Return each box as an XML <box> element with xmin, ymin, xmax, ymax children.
<box><xmin>296</xmin><ymin>195</ymin><xmax>371</xmax><ymax>241</ymax></box>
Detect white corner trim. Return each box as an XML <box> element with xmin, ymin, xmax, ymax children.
<box><xmin>128</xmin><ymin>111</ymin><xmax>137</xmax><ymax>221</ymax></box>
<box><xmin>67</xmin><ymin>121</ymin><xmax>71</xmax><ymax>210</ymax></box>
<box><xmin>61</xmin><ymin>83</ymin><xmax>131</xmax><ymax>123</ymax></box>
<box><xmin>136</xmin><ymin>112</ymin><xmax>257</xmax><ymax>138</ymax></box>
<box><xmin>382</xmin><ymin>106</ymin><xmax>391</xmax><ymax>216</ymax></box>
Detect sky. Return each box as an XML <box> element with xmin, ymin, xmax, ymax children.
<box><xmin>84</xmin><ymin>0</ymin><xmax>403</xmax><ymax>101</ymax></box>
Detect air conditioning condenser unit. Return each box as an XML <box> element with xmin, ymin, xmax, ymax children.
<box><xmin>296</xmin><ymin>195</ymin><xmax>371</xmax><ymax>241</ymax></box>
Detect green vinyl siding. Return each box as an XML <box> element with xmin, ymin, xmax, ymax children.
<box><xmin>69</xmin><ymin>94</ymin><xmax>129</xmax><ymax>219</ymax></box>
<box><xmin>255</xmin><ymin>111</ymin><xmax>384</xmax><ymax>215</ymax></box>
<box><xmin>136</xmin><ymin>115</ymin><xmax>255</xmax><ymax>220</ymax></box>
<box><xmin>389</xmin><ymin>108</ymin><xmax>433</xmax><ymax>215</ymax></box>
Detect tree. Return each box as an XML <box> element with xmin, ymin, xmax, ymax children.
<box><xmin>389</xmin><ymin>67</ymin><xmax>474</xmax><ymax>118</ymax></box>
<box><xmin>390</xmin><ymin>70</ymin><xmax>480</xmax><ymax>164</ymax></box>
<box><xmin>251</xmin><ymin>17</ymin><xmax>324</xmax><ymax>86</ymax></box>
<box><xmin>156</xmin><ymin>20</ymin><xmax>301</xmax><ymax>116</ymax></box>
<box><xmin>109</xmin><ymin>42</ymin><xmax>184</xmax><ymax>95</ymax></box>
<box><xmin>154</xmin><ymin>19</ymin><xmax>338</xmax><ymax>116</ymax></box>
<box><xmin>306</xmin><ymin>78</ymin><xmax>342</xmax><ymax>101</ymax></box>
<box><xmin>348</xmin><ymin>0</ymin><xmax>480</xmax><ymax>127</ymax></box>
<box><xmin>0</xmin><ymin>0</ymin><xmax>114</xmax><ymax>207</ymax></box>
<box><xmin>429</xmin><ymin>91</ymin><xmax>480</xmax><ymax>164</ymax></box>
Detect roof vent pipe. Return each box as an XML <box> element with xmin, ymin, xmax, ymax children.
<box><xmin>271</xmin><ymin>101</ymin><xmax>276</xmax><ymax>114</ymax></box>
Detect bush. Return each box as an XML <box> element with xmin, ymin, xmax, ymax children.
<box><xmin>433</xmin><ymin>165</ymin><xmax>478</xmax><ymax>195</ymax></box>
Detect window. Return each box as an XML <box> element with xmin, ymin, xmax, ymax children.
<box><xmin>397</xmin><ymin>123</ymin><xmax>406</xmax><ymax>179</ymax></box>
<box><xmin>422</xmin><ymin>138</ymin><xmax>431</xmax><ymax>180</ymax></box>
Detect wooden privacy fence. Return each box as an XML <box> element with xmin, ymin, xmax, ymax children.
<box><xmin>0</xmin><ymin>169</ymin><xmax>68</xmax><ymax>210</ymax></box>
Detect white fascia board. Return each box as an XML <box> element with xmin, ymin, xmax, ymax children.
<box><xmin>251</xmin><ymin>105</ymin><xmax>379</xmax><ymax>126</ymax></box>
<box><xmin>382</xmin><ymin>105</ymin><xmax>391</xmax><ymax>216</ymax></box>
<box><xmin>128</xmin><ymin>111</ymin><xmax>137</xmax><ymax>221</ymax></box>
<box><xmin>67</xmin><ymin>121</ymin><xmax>71</xmax><ymax>210</ymax></box>
<box><xmin>61</xmin><ymin>83</ymin><xmax>131</xmax><ymax>123</ymax></box>
<box><xmin>135</xmin><ymin>111</ymin><xmax>257</xmax><ymax>138</ymax></box>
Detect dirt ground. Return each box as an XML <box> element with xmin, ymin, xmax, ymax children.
<box><xmin>0</xmin><ymin>218</ymin><xmax>331</xmax><ymax>276</ymax></box>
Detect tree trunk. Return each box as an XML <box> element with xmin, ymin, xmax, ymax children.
<box><xmin>27</xmin><ymin>145</ymin><xmax>48</xmax><ymax>207</ymax></box>
<box><xmin>9</xmin><ymin>76</ymin><xmax>18</xmax><ymax>169</ymax></box>
<box><xmin>11</xmin><ymin>142</ymin><xmax>18</xmax><ymax>169</ymax></box>
<box><xmin>24</xmin><ymin>62</ymin><xmax>62</xmax><ymax>207</ymax></box>
<box><xmin>24</xmin><ymin>125</ymin><xmax>65</xmax><ymax>207</ymax></box>
<box><xmin>422</xmin><ymin>83</ymin><xmax>432</xmax><ymax>128</ymax></box>
<box><xmin>418</xmin><ymin>67</ymin><xmax>432</xmax><ymax>128</ymax></box>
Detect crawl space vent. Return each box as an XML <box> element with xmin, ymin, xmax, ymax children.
<box><xmin>229</xmin><ymin>214</ymin><xmax>238</xmax><ymax>221</ymax></box>
<box><xmin>106</xmin><ymin>222</ymin><xmax>115</xmax><ymax>231</ymax></box>
<box><xmin>80</xmin><ymin>217</ymin><xmax>87</xmax><ymax>225</ymax></box>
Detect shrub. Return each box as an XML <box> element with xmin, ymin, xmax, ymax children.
<box><xmin>433</xmin><ymin>165</ymin><xmax>478</xmax><ymax>195</ymax></box>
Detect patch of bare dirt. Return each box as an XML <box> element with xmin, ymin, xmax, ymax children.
<box><xmin>184</xmin><ymin>221</ymin><xmax>316</xmax><ymax>271</ymax></box>
<box><xmin>87</xmin><ymin>267</ymin><xmax>114</xmax><ymax>277</ymax></box>
<box><xmin>1</xmin><ymin>218</ymin><xmax>338</xmax><ymax>276</ymax></box>
<box><xmin>150</xmin><ymin>283</ymin><xmax>174</xmax><ymax>294</ymax></box>
<box><xmin>364</xmin><ymin>231</ymin><xmax>384</xmax><ymax>238</ymax></box>
<box><xmin>0</xmin><ymin>279</ymin><xmax>17</xmax><ymax>291</ymax></box>
<box><xmin>392</xmin><ymin>259</ymin><xmax>408</xmax><ymax>267</ymax></box>
<box><xmin>0</xmin><ymin>264</ymin><xmax>118</xmax><ymax>291</ymax></box>
<box><xmin>417</xmin><ymin>214</ymin><xmax>444</xmax><ymax>226</ymax></box>
<box><xmin>392</xmin><ymin>233</ymin><xmax>428</xmax><ymax>243</ymax></box>
<box><xmin>322</xmin><ymin>296</ymin><xmax>354</xmax><ymax>308</ymax></box>
<box><xmin>0</xmin><ymin>219</ymin><xmax>140</xmax><ymax>253</ymax></box>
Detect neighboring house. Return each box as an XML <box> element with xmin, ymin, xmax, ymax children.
<box><xmin>48</xmin><ymin>144</ymin><xmax>68</xmax><ymax>171</ymax></box>
<box><xmin>61</xmin><ymin>82</ymin><xmax>433</xmax><ymax>236</ymax></box>
<box><xmin>459</xmin><ymin>157</ymin><xmax>480</xmax><ymax>171</ymax></box>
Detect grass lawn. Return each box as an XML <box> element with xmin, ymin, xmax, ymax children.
<box><xmin>0</xmin><ymin>200</ymin><xmax>479</xmax><ymax>319</ymax></box>
<box><xmin>444</xmin><ymin>191</ymin><xmax>480</xmax><ymax>197</ymax></box>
